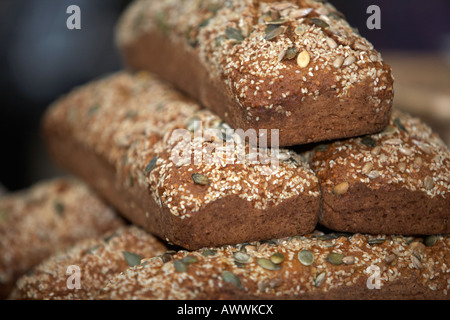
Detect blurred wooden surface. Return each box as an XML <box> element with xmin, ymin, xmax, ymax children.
<box><xmin>383</xmin><ymin>51</ymin><xmax>450</xmax><ymax>146</ymax></box>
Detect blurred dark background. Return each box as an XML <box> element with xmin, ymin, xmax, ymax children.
<box><xmin>0</xmin><ymin>0</ymin><xmax>449</xmax><ymax>192</ymax></box>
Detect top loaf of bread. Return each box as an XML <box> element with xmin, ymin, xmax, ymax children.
<box><xmin>117</xmin><ymin>0</ymin><xmax>394</xmax><ymax>146</ymax></box>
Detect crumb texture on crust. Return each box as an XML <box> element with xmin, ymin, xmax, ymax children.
<box><xmin>95</xmin><ymin>232</ymin><xmax>450</xmax><ymax>300</ymax></box>
<box><xmin>118</xmin><ymin>0</ymin><xmax>393</xmax><ymax>121</ymax></box>
<box><xmin>0</xmin><ymin>178</ymin><xmax>124</xmax><ymax>296</ymax></box>
<box><xmin>44</xmin><ymin>72</ymin><xmax>320</xmax><ymax>220</ymax></box>
<box><xmin>11</xmin><ymin>226</ymin><xmax>167</xmax><ymax>300</ymax></box>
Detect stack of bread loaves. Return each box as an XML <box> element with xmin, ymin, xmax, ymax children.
<box><xmin>3</xmin><ymin>0</ymin><xmax>449</xmax><ymax>300</ymax></box>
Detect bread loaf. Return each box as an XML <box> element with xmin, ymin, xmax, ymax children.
<box><xmin>117</xmin><ymin>0</ymin><xmax>394</xmax><ymax>146</ymax></box>
<box><xmin>0</xmin><ymin>178</ymin><xmax>124</xmax><ymax>298</ymax></box>
<box><xmin>43</xmin><ymin>71</ymin><xmax>321</xmax><ymax>250</ymax></box>
<box><xmin>11</xmin><ymin>226</ymin><xmax>167</xmax><ymax>300</ymax></box>
<box><xmin>95</xmin><ymin>231</ymin><xmax>450</xmax><ymax>300</ymax></box>
<box><xmin>310</xmin><ymin>110</ymin><xmax>450</xmax><ymax>235</ymax></box>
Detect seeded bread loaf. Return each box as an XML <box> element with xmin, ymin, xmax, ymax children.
<box><xmin>43</xmin><ymin>71</ymin><xmax>321</xmax><ymax>250</ymax></box>
<box><xmin>0</xmin><ymin>178</ymin><xmax>124</xmax><ymax>299</ymax></box>
<box><xmin>116</xmin><ymin>0</ymin><xmax>394</xmax><ymax>147</ymax></box>
<box><xmin>10</xmin><ymin>226</ymin><xmax>167</xmax><ymax>300</ymax></box>
<box><xmin>95</xmin><ymin>231</ymin><xmax>449</xmax><ymax>300</ymax></box>
<box><xmin>310</xmin><ymin>110</ymin><xmax>450</xmax><ymax>235</ymax></box>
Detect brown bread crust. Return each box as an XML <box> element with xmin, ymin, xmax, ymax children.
<box><xmin>42</xmin><ymin>72</ymin><xmax>321</xmax><ymax>250</ymax></box>
<box><xmin>95</xmin><ymin>232</ymin><xmax>450</xmax><ymax>300</ymax></box>
<box><xmin>311</xmin><ymin>110</ymin><xmax>450</xmax><ymax>235</ymax></box>
<box><xmin>117</xmin><ymin>0</ymin><xmax>394</xmax><ymax>146</ymax></box>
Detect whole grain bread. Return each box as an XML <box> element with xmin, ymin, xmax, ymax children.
<box><xmin>310</xmin><ymin>110</ymin><xmax>450</xmax><ymax>235</ymax></box>
<box><xmin>95</xmin><ymin>231</ymin><xmax>450</xmax><ymax>300</ymax></box>
<box><xmin>43</xmin><ymin>71</ymin><xmax>321</xmax><ymax>250</ymax></box>
<box><xmin>0</xmin><ymin>178</ymin><xmax>124</xmax><ymax>299</ymax></box>
<box><xmin>10</xmin><ymin>226</ymin><xmax>167</xmax><ymax>300</ymax></box>
<box><xmin>117</xmin><ymin>0</ymin><xmax>394</xmax><ymax>147</ymax></box>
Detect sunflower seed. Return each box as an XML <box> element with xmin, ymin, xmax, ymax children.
<box><xmin>264</xmin><ymin>25</ymin><xmax>286</xmax><ymax>41</ymax></box>
<box><xmin>343</xmin><ymin>56</ymin><xmax>356</xmax><ymax>66</ymax></box>
<box><xmin>399</xmin><ymin>147</ymin><xmax>413</xmax><ymax>156</ymax></box>
<box><xmin>297</xmin><ymin>249</ymin><xmax>314</xmax><ymax>266</ymax></box>
<box><xmin>265</xmin><ymin>18</ymin><xmax>287</xmax><ymax>25</ymax></box>
<box><xmin>362</xmin><ymin>162</ymin><xmax>374</xmax><ymax>175</ymax></box>
<box><xmin>413</xmin><ymin>157</ymin><xmax>423</xmax><ymax>169</ymax></box>
<box><xmin>290</xmin><ymin>8</ymin><xmax>313</xmax><ymax>19</ymax></box>
<box><xmin>270</xmin><ymin>253</ymin><xmax>285</xmax><ymax>264</ymax></box>
<box><xmin>222</xmin><ymin>271</ymin><xmax>243</xmax><ymax>288</ymax></box>
<box><xmin>192</xmin><ymin>173</ymin><xmax>210</xmax><ymax>186</ymax></box>
<box><xmin>369</xmin><ymin>54</ymin><xmax>379</xmax><ymax>62</ymax></box>
<box><xmin>342</xmin><ymin>256</ymin><xmax>355</xmax><ymax>265</ymax></box>
<box><xmin>411</xmin><ymin>255</ymin><xmax>423</xmax><ymax>269</ymax></box>
<box><xmin>424</xmin><ymin>176</ymin><xmax>434</xmax><ymax>190</ymax></box>
<box><xmin>313</xmin><ymin>272</ymin><xmax>326</xmax><ymax>287</ymax></box>
<box><xmin>398</xmin><ymin>162</ymin><xmax>406</xmax><ymax>173</ymax></box>
<box><xmin>333</xmin><ymin>56</ymin><xmax>344</xmax><ymax>68</ymax></box>
<box><xmin>354</xmin><ymin>42</ymin><xmax>369</xmax><ymax>51</ymax></box>
<box><xmin>384</xmin><ymin>138</ymin><xmax>403</xmax><ymax>145</ymax></box>
<box><xmin>326</xmin><ymin>38</ymin><xmax>338</xmax><ymax>49</ymax></box>
<box><xmin>225</xmin><ymin>27</ymin><xmax>245</xmax><ymax>42</ymax></box>
<box><xmin>424</xmin><ymin>235</ymin><xmax>438</xmax><ymax>247</ymax></box>
<box><xmin>371</xmin><ymin>146</ymin><xmax>382</xmax><ymax>155</ymax></box>
<box><xmin>123</xmin><ymin>251</ymin><xmax>142</xmax><ymax>267</ymax></box>
<box><xmin>381</xmin><ymin>125</ymin><xmax>397</xmax><ymax>136</ymax></box>
<box><xmin>332</xmin><ymin>182</ymin><xmax>349</xmax><ymax>195</ymax></box>
<box><xmin>257</xmin><ymin>258</ymin><xmax>281</xmax><ymax>270</ymax></box>
<box><xmin>385</xmin><ymin>254</ymin><xmax>396</xmax><ymax>264</ymax></box>
<box><xmin>326</xmin><ymin>253</ymin><xmax>344</xmax><ymax>265</ymax></box>
<box><xmin>297</xmin><ymin>50</ymin><xmax>310</xmax><ymax>68</ymax></box>
<box><xmin>145</xmin><ymin>156</ymin><xmax>158</xmax><ymax>174</ymax></box>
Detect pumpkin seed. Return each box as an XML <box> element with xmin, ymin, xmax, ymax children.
<box><xmin>394</xmin><ymin>118</ymin><xmax>407</xmax><ymax>132</ymax></box>
<box><xmin>297</xmin><ymin>249</ymin><xmax>314</xmax><ymax>266</ymax></box>
<box><xmin>54</xmin><ymin>201</ymin><xmax>65</xmax><ymax>216</ymax></box>
<box><xmin>326</xmin><ymin>253</ymin><xmax>344</xmax><ymax>265</ymax></box>
<box><xmin>257</xmin><ymin>258</ymin><xmax>281</xmax><ymax>270</ymax></box>
<box><xmin>361</xmin><ymin>136</ymin><xmax>376</xmax><ymax>148</ymax></box>
<box><xmin>222</xmin><ymin>271</ymin><xmax>242</xmax><ymax>288</ymax></box>
<box><xmin>283</xmin><ymin>47</ymin><xmax>299</xmax><ymax>60</ymax></box>
<box><xmin>174</xmin><ymin>259</ymin><xmax>187</xmax><ymax>272</ymax></box>
<box><xmin>270</xmin><ymin>253</ymin><xmax>285</xmax><ymax>264</ymax></box>
<box><xmin>123</xmin><ymin>251</ymin><xmax>142</xmax><ymax>267</ymax></box>
<box><xmin>198</xmin><ymin>18</ymin><xmax>210</xmax><ymax>28</ymax></box>
<box><xmin>155</xmin><ymin>11</ymin><xmax>169</xmax><ymax>35</ymax></box>
<box><xmin>332</xmin><ymin>182</ymin><xmax>349</xmax><ymax>195</ymax></box>
<box><xmin>104</xmin><ymin>232</ymin><xmax>119</xmax><ymax>243</ymax></box>
<box><xmin>87</xmin><ymin>104</ymin><xmax>100</xmax><ymax>116</ymax></box>
<box><xmin>265</xmin><ymin>18</ymin><xmax>287</xmax><ymax>25</ymax></box>
<box><xmin>314</xmin><ymin>271</ymin><xmax>326</xmax><ymax>287</ymax></box>
<box><xmin>310</xmin><ymin>18</ymin><xmax>329</xmax><ymax>29</ymax></box>
<box><xmin>187</xmin><ymin>117</ymin><xmax>201</xmax><ymax>132</ymax></box>
<box><xmin>315</xmin><ymin>144</ymin><xmax>329</xmax><ymax>152</ymax></box>
<box><xmin>160</xmin><ymin>251</ymin><xmax>177</xmax><ymax>263</ymax></box>
<box><xmin>202</xmin><ymin>249</ymin><xmax>217</xmax><ymax>257</ymax></box>
<box><xmin>424</xmin><ymin>235</ymin><xmax>438</xmax><ymax>247</ymax></box>
<box><xmin>264</xmin><ymin>25</ymin><xmax>286</xmax><ymax>41</ymax></box>
<box><xmin>145</xmin><ymin>156</ymin><xmax>158</xmax><ymax>174</ymax></box>
<box><xmin>192</xmin><ymin>173</ymin><xmax>210</xmax><ymax>186</ymax></box>
<box><xmin>225</xmin><ymin>27</ymin><xmax>244</xmax><ymax>42</ymax></box>
<box><xmin>368</xmin><ymin>238</ymin><xmax>386</xmax><ymax>245</ymax></box>
<box><xmin>182</xmin><ymin>256</ymin><xmax>199</xmax><ymax>265</ymax></box>
<box><xmin>316</xmin><ymin>233</ymin><xmax>351</xmax><ymax>241</ymax></box>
